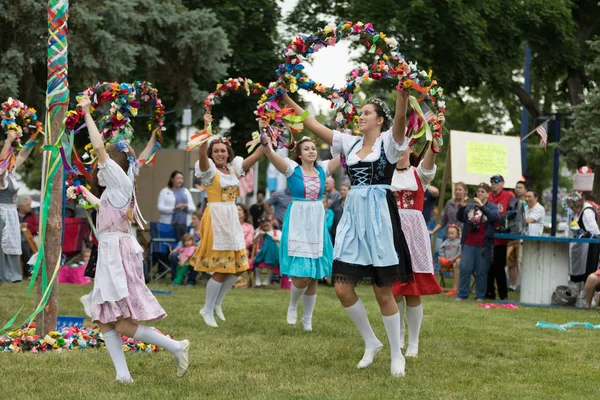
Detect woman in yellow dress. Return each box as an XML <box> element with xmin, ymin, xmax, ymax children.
<box><xmin>190</xmin><ymin>114</ymin><xmax>265</xmax><ymax>328</ymax></box>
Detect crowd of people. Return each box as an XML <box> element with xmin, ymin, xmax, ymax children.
<box><xmin>1</xmin><ymin>85</ymin><xmax>600</xmax><ymax>384</ymax></box>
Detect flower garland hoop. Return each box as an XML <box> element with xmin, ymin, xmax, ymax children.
<box><xmin>277</xmin><ymin>21</ymin><xmax>446</xmax><ymax>152</ymax></box>
<box><xmin>187</xmin><ymin>77</ymin><xmax>268</xmax><ymax>151</ymax></box>
<box><xmin>0</xmin><ymin>98</ymin><xmax>44</xmax><ymax>171</ymax></box>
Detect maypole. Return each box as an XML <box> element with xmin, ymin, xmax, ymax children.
<box><xmin>36</xmin><ymin>0</ymin><xmax>69</xmax><ymax>335</ymax></box>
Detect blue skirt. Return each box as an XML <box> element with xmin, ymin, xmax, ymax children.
<box><xmin>280</xmin><ymin>202</ymin><xmax>333</xmax><ymax>279</ymax></box>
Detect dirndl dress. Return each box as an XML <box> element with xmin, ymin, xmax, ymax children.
<box><xmin>0</xmin><ymin>174</ymin><xmax>22</xmax><ymax>283</ymax></box>
<box><xmin>279</xmin><ymin>158</ymin><xmax>333</xmax><ymax>280</ymax></box>
<box><xmin>390</xmin><ymin>163</ymin><xmax>442</xmax><ymax>296</ymax></box>
<box><xmin>331</xmin><ymin>129</ymin><xmax>413</xmax><ymax>287</ymax></box>
<box><xmin>254</xmin><ymin>230</ymin><xmax>281</xmax><ymax>274</ymax></box>
<box><xmin>90</xmin><ymin>156</ymin><xmax>166</xmax><ymax>324</ymax></box>
<box><xmin>190</xmin><ymin>157</ymin><xmax>249</xmax><ymax>274</ymax></box>
<box><xmin>569</xmin><ymin>204</ymin><xmax>600</xmax><ymax>282</ymax></box>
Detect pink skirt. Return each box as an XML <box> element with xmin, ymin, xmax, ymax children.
<box><xmin>92</xmin><ymin>240</ymin><xmax>166</xmax><ymax>324</ymax></box>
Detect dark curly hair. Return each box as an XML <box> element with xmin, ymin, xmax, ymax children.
<box><xmin>294</xmin><ymin>137</ymin><xmax>318</xmax><ymax>168</ymax></box>
<box><xmin>207</xmin><ymin>140</ymin><xmax>234</xmax><ymax>164</ymax></box>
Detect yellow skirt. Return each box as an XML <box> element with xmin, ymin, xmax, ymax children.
<box><xmin>190</xmin><ymin>207</ymin><xmax>249</xmax><ymax>274</ymax></box>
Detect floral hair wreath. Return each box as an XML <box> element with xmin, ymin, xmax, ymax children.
<box><xmin>274</xmin><ymin>21</ymin><xmax>446</xmax><ymax>152</ymax></box>
<box><xmin>209</xmin><ymin>135</ymin><xmax>231</xmax><ymax>146</ymax></box>
<box><xmin>186</xmin><ymin>77</ymin><xmax>266</xmax><ymax>152</ymax></box>
<box><xmin>365</xmin><ymin>98</ymin><xmax>393</xmax><ymax>129</ymax></box>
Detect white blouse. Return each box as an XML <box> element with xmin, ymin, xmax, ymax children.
<box><xmin>330</xmin><ymin>128</ymin><xmax>408</xmax><ymax>165</ymax></box>
<box><xmin>97</xmin><ymin>157</ymin><xmax>133</xmax><ymax>209</ymax></box>
<box><xmin>390</xmin><ymin>161</ymin><xmax>437</xmax><ymax>192</ymax></box>
<box><xmin>195</xmin><ymin>156</ymin><xmax>245</xmax><ymax>188</ymax></box>
<box><xmin>284</xmin><ymin>158</ymin><xmax>332</xmax><ymax>178</ymax></box>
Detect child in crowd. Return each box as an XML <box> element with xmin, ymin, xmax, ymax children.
<box><xmin>59</xmin><ymin>248</ymin><xmax>93</xmax><ymax>285</ymax></box>
<box><xmin>438</xmin><ymin>225</ymin><xmax>462</xmax><ymax>296</ymax></box>
<box><xmin>323</xmin><ymin>198</ymin><xmax>334</xmax><ymax>231</ymax></box>
<box><xmin>252</xmin><ymin>214</ymin><xmax>281</xmax><ymax>287</ymax></box>
<box><xmin>171</xmin><ymin>233</ymin><xmax>197</xmax><ymax>286</ymax></box>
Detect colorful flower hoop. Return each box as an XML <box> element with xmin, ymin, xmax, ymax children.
<box><xmin>0</xmin><ymin>98</ymin><xmax>43</xmax><ymax>148</ymax></box>
<box><xmin>187</xmin><ymin>77</ymin><xmax>267</xmax><ymax>151</ymax></box>
<box><xmin>277</xmin><ymin>21</ymin><xmax>446</xmax><ymax>151</ymax></box>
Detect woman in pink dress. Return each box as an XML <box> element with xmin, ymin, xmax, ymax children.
<box><xmin>75</xmin><ymin>96</ymin><xmax>189</xmax><ymax>383</ymax></box>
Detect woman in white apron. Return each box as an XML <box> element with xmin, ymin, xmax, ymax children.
<box><xmin>0</xmin><ymin>130</ymin><xmax>39</xmax><ymax>282</ymax></box>
<box><xmin>262</xmin><ymin>134</ymin><xmax>339</xmax><ymax>332</ymax></box>
<box><xmin>565</xmin><ymin>193</ymin><xmax>600</xmax><ymax>284</ymax></box>
<box><xmin>190</xmin><ymin>114</ymin><xmax>265</xmax><ymax>328</ymax></box>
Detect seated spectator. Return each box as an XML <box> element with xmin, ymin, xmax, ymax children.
<box><xmin>456</xmin><ymin>183</ymin><xmax>499</xmax><ymax>301</ymax></box>
<box><xmin>170</xmin><ymin>210</ymin><xmax>203</xmax><ymax>286</ymax></box>
<box><xmin>58</xmin><ymin>248</ymin><xmax>92</xmax><ymax>285</ymax></box>
<box><xmin>250</xmin><ymin>190</ymin><xmax>271</xmax><ymax>229</ymax></box>
<box><xmin>438</xmin><ymin>225</ymin><xmax>462</xmax><ymax>296</ymax></box>
<box><xmin>584</xmin><ymin>269</ymin><xmax>600</xmax><ymax>309</ymax></box>
<box><xmin>170</xmin><ymin>234</ymin><xmax>197</xmax><ymax>286</ymax></box>
<box><xmin>267</xmin><ymin>187</ymin><xmax>292</xmax><ymax>228</ymax></box>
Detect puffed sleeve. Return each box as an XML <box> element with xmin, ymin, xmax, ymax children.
<box><xmin>195</xmin><ymin>159</ymin><xmax>217</xmax><ymax>187</ymax></box>
<box><xmin>416</xmin><ymin>160</ymin><xmax>437</xmax><ymax>188</ymax></box>
<box><xmin>381</xmin><ymin>127</ymin><xmax>409</xmax><ymax>163</ymax></box>
<box><xmin>317</xmin><ymin>160</ymin><xmax>332</xmax><ymax>177</ymax></box>
<box><xmin>331</xmin><ymin>130</ymin><xmax>360</xmax><ymax>158</ymax></box>
<box><xmin>231</xmin><ymin>156</ymin><xmax>245</xmax><ymax>178</ymax></box>
<box><xmin>284</xmin><ymin>158</ymin><xmax>299</xmax><ymax>178</ymax></box>
<box><xmin>97</xmin><ymin>156</ymin><xmax>132</xmax><ymax>208</ymax></box>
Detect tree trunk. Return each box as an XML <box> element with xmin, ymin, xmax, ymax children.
<box><xmin>513</xmin><ymin>83</ymin><xmax>540</xmax><ymax>119</ymax></box>
<box><xmin>566</xmin><ymin>67</ymin><xmax>584</xmax><ymax>106</ymax></box>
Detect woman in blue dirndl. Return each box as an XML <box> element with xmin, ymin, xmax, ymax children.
<box><xmin>262</xmin><ymin>131</ymin><xmax>339</xmax><ymax>332</ymax></box>
<box><xmin>283</xmin><ymin>89</ymin><xmax>412</xmax><ymax>377</ymax></box>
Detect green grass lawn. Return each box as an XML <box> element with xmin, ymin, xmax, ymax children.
<box><xmin>1</xmin><ymin>280</ymin><xmax>599</xmax><ymax>399</ymax></box>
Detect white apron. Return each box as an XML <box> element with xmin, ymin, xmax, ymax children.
<box><xmin>287</xmin><ymin>200</ymin><xmax>325</xmax><ymax>259</ymax></box>
<box><xmin>91</xmin><ymin>231</ymin><xmax>144</xmax><ymax>304</ymax></box>
<box><xmin>0</xmin><ymin>203</ymin><xmax>22</xmax><ymax>255</ymax></box>
<box><xmin>209</xmin><ymin>202</ymin><xmax>245</xmax><ymax>251</ymax></box>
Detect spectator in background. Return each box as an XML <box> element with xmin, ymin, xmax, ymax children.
<box><xmin>17</xmin><ymin>195</ymin><xmax>39</xmax><ymax>279</ymax></box>
<box><xmin>486</xmin><ymin>174</ymin><xmax>515</xmax><ymax>300</ymax></box>
<box><xmin>456</xmin><ymin>183</ymin><xmax>499</xmax><ymax>301</ymax></box>
<box><xmin>323</xmin><ymin>197</ymin><xmax>334</xmax><ymax>232</ymax></box>
<box><xmin>506</xmin><ymin>180</ymin><xmax>527</xmax><ymax>292</ymax></box>
<box><xmin>524</xmin><ymin>190</ymin><xmax>545</xmax><ymax>225</ymax></box>
<box><xmin>250</xmin><ymin>190</ymin><xmax>271</xmax><ymax>229</ymax></box>
<box><xmin>330</xmin><ymin>183</ymin><xmax>350</xmax><ymax>245</ymax></box>
<box><xmin>438</xmin><ymin>225</ymin><xmax>462</xmax><ymax>296</ymax></box>
<box><xmin>430</xmin><ymin>182</ymin><xmax>468</xmax><ymax>236</ymax></box>
<box><xmin>193</xmin><ymin>176</ymin><xmax>208</xmax><ymax>216</ymax></box>
<box><xmin>422</xmin><ymin>185</ymin><xmax>440</xmax><ymax>225</ymax></box>
<box><xmin>158</xmin><ymin>170</ymin><xmax>196</xmax><ymax>242</ymax></box>
<box><xmin>267</xmin><ymin>187</ymin><xmax>292</xmax><ymax>228</ymax></box>
<box><xmin>325</xmin><ymin>177</ymin><xmax>342</xmax><ymax>204</ymax></box>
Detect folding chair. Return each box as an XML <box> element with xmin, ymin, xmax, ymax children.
<box><xmin>148</xmin><ymin>222</ymin><xmax>177</xmax><ymax>281</ymax></box>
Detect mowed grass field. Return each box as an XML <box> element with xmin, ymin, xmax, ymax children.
<box><xmin>1</xmin><ymin>280</ymin><xmax>599</xmax><ymax>399</ymax></box>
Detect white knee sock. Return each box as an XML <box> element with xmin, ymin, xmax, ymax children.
<box><xmin>382</xmin><ymin>312</ymin><xmax>406</xmax><ymax>377</ymax></box>
<box><xmin>287</xmin><ymin>284</ymin><xmax>307</xmax><ymax>324</ymax></box>
<box><xmin>103</xmin><ymin>330</ymin><xmax>132</xmax><ymax>382</ymax></box>
<box><xmin>216</xmin><ymin>274</ymin><xmax>237</xmax><ymax>307</ymax></box>
<box><xmin>301</xmin><ymin>293</ymin><xmax>317</xmax><ymax>331</ymax></box>
<box><xmin>397</xmin><ymin>298</ymin><xmax>405</xmax><ymax>349</ymax></box>
<box><xmin>255</xmin><ymin>269</ymin><xmax>262</xmax><ymax>286</ymax></box>
<box><xmin>133</xmin><ymin>325</ymin><xmax>182</xmax><ymax>354</ymax></box>
<box><xmin>343</xmin><ymin>299</ymin><xmax>383</xmax><ymax>369</ymax></box>
<box><xmin>264</xmin><ymin>270</ymin><xmax>273</xmax><ymax>285</ymax></box>
<box><xmin>202</xmin><ymin>278</ymin><xmax>223</xmax><ymax>315</ymax></box>
<box><xmin>405</xmin><ymin>304</ymin><xmax>423</xmax><ymax>356</ymax></box>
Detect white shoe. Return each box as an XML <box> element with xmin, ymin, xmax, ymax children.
<box><xmin>176</xmin><ymin>340</ymin><xmax>190</xmax><ymax>377</ymax></box>
<box><xmin>301</xmin><ymin>317</ymin><xmax>312</xmax><ymax>332</ymax></box>
<box><xmin>357</xmin><ymin>342</ymin><xmax>383</xmax><ymax>369</ymax></box>
<box><xmin>199</xmin><ymin>309</ymin><xmax>218</xmax><ymax>328</ymax></box>
<box><xmin>214</xmin><ymin>305</ymin><xmax>226</xmax><ymax>322</ymax></box>
<box><xmin>112</xmin><ymin>377</ymin><xmax>134</xmax><ymax>384</ymax></box>
<box><xmin>391</xmin><ymin>356</ymin><xmax>406</xmax><ymax>377</ymax></box>
<box><xmin>255</xmin><ymin>280</ymin><xmax>262</xmax><ymax>287</ymax></box>
<box><xmin>405</xmin><ymin>345</ymin><xmax>418</xmax><ymax>358</ymax></box>
<box><xmin>287</xmin><ymin>307</ymin><xmax>297</xmax><ymax>325</ymax></box>
<box><xmin>80</xmin><ymin>293</ymin><xmax>92</xmax><ymax>318</ymax></box>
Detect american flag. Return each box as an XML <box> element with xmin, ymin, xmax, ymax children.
<box><xmin>421</xmin><ymin>103</ymin><xmax>435</xmax><ymax>122</ymax></box>
<box><xmin>535</xmin><ymin>121</ymin><xmax>548</xmax><ymax>148</ymax></box>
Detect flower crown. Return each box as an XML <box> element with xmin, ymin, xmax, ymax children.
<box><xmin>296</xmin><ymin>136</ymin><xmax>316</xmax><ymax>147</ymax></box>
<box><xmin>209</xmin><ymin>135</ymin><xmax>231</xmax><ymax>146</ymax></box>
<box><xmin>365</xmin><ymin>98</ymin><xmax>393</xmax><ymax>128</ymax></box>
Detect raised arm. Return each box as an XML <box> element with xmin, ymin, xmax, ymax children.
<box><xmin>242</xmin><ymin>130</ymin><xmax>266</xmax><ymax>173</ymax></box>
<box><xmin>78</xmin><ymin>96</ymin><xmax>107</xmax><ymax>166</ymax></box>
<box><xmin>198</xmin><ymin>113</ymin><xmax>211</xmax><ymax>172</ymax></box>
<box><xmin>0</xmin><ymin>131</ymin><xmax>17</xmax><ymax>174</ymax></box>
<box><xmin>422</xmin><ymin>113</ymin><xmax>445</xmax><ymax>170</ymax></box>
<box><xmin>327</xmin><ymin>155</ymin><xmax>341</xmax><ymax>175</ymax></box>
<box><xmin>15</xmin><ymin>134</ymin><xmax>39</xmax><ymax>170</ymax></box>
<box><xmin>282</xmin><ymin>93</ymin><xmax>334</xmax><ymax>145</ymax></box>
<box><xmin>262</xmin><ymin>122</ymin><xmax>288</xmax><ymax>174</ymax></box>
<box><xmin>392</xmin><ymin>90</ymin><xmax>409</xmax><ymax>146</ymax></box>
<box><xmin>137</xmin><ymin>128</ymin><xmax>158</xmax><ymax>165</ymax></box>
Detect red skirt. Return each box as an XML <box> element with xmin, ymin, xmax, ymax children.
<box><xmin>393</xmin><ymin>272</ymin><xmax>442</xmax><ymax>296</ymax></box>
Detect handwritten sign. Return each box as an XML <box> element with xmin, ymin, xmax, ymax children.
<box><xmin>466</xmin><ymin>141</ymin><xmax>508</xmax><ymax>177</ymax></box>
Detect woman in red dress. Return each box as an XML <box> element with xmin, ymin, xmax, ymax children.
<box><xmin>390</xmin><ymin>133</ymin><xmax>443</xmax><ymax>358</ymax></box>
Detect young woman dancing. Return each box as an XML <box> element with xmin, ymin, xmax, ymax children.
<box><xmin>262</xmin><ymin>132</ymin><xmax>339</xmax><ymax>332</ymax></box>
<box><xmin>76</xmin><ymin>96</ymin><xmax>189</xmax><ymax>382</ymax></box>
<box><xmin>282</xmin><ymin>88</ymin><xmax>412</xmax><ymax>377</ymax></box>
<box><xmin>190</xmin><ymin>114</ymin><xmax>265</xmax><ymax>328</ymax></box>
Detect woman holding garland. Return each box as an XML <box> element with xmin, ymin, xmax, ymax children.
<box><xmin>390</xmin><ymin>130</ymin><xmax>444</xmax><ymax>359</ymax></box>
<box><xmin>0</xmin><ymin>130</ymin><xmax>39</xmax><ymax>282</ymax></box>
<box><xmin>262</xmin><ymin>130</ymin><xmax>339</xmax><ymax>332</ymax></box>
<box><xmin>190</xmin><ymin>114</ymin><xmax>265</xmax><ymax>328</ymax></box>
<box><xmin>75</xmin><ymin>96</ymin><xmax>189</xmax><ymax>382</ymax></box>
<box><xmin>283</xmin><ymin>89</ymin><xmax>412</xmax><ymax>377</ymax></box>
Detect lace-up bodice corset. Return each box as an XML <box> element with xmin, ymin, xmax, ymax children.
<box><xmin>345</xmin><ymin>141</ymin><xmax>396</xmax><ymax>186</ymax></box>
